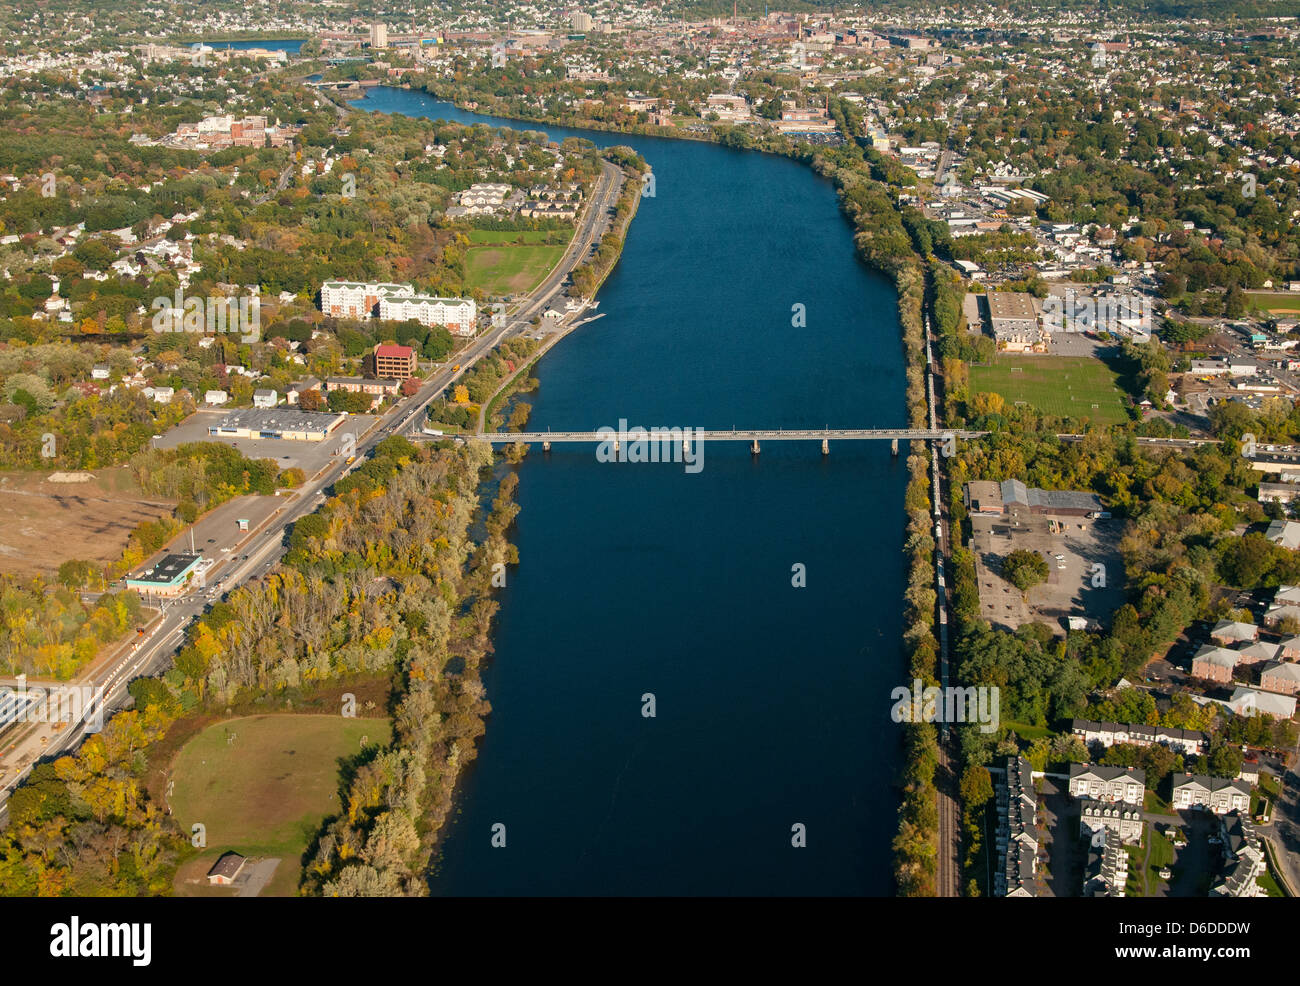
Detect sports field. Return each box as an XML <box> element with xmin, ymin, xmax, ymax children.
<box><xmin>1248</xmin><ymin>292</ymin><xmax>1300</xmax><ymax>314</ymax></box>
<box><xmin>969</xmin><ymin>355</ymin><xmax>1128</xmax><ymax>426</ymax></box>
<box><xmin>170</xmin><ymin>714</ymin><xmax>390</xmax><ymax>896</ymax></box>
<box><xmin>465</xmin><ymin>243</ymin><xmax>566</xmax><ymax>295</ymax></box>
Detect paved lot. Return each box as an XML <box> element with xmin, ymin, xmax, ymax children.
<box><xmin>970</xmin><ymin>508</ymin><xmax>1125</xmax><ymax>634</ymax></box>
<box><xmin>156</xmin><ymin>409</ymin><xmax>378</xmax><ymax>475</ymax></box>
<box><xmin>1039</xmin><ymin>777</ymin><xmax>1074</xmax><ymax>897</ymax></box>
<box><xmin>237</xmin><ymin>858</ymin><xmax>281</xmax><ymax>897</ymax></box>
<box><xmin>1048</xmin><ymin>333</ymin><xmax>1110</xmax><ymax>357</ymax></box>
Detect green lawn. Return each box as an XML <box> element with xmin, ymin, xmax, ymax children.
<box><xmin>465</xmin><ymin>243</ymin><xmax>566</xmax><ymax>295</ymax></box>
<box><xmin>465</xmin><ymin>229</ymin><xmax>563</xmax><ymax>246</ymax></box>
<box><xmin>1247</xmin><ymin>292</ymin><xmax>1300</xmax><ymax>313</ymax></box>
<box><xmin>969</xmin><ymin>355</ymin><xmax>1129</xmax><ymax>426</ymax></box>
<box><xmin>170</xmin><ymin>714</ymin><xmax>390</xmax><ymax>895</ymax></box>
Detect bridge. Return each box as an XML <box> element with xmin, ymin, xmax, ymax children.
<box><xmin>415</xmin><ymin>427</ymin><xmax>987</xmax><ymax>453</ymax></box>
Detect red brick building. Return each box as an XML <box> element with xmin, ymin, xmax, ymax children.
<box><xmin>374</xmin><ymin>343</ymin><xmax>417</xmax><ymax>379</ymax></box>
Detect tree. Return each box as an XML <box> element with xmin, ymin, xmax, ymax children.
<box><xmin>1002</xmin><ymin>550</ymin><xmax>1049</xmax><ymax>592</ymax></box>
<box><xmin>298</xmin><ymin>389</ymin><xmax>324</xmax><ymax>412</ymax></box>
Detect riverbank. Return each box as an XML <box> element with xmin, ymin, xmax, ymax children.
<box><xmin>480</xmin><ymin>156</ymin><xmax>645</xmax><ymax>433</ymax></box>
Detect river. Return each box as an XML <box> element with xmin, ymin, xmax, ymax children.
<box><xmin>359</xmin><ymin>86</ymin><xmax>907</xmax><ymax>895</ymax></box>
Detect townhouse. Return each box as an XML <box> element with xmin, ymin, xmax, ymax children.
<box><xmin>994</xmin><ymin>755</ymin><xmax>1038</xmax><ymax>898</ymax></box>
<box><xmin>1069</xmin><ymin>719</ymin><xmax>1207</xmax><ymax>756</ymax></box>
<box><xmin>1068</xmin><ymin>764</ymin><xmax>1145</xmax><ymax>804</ymax></box>
<box><xmin>1170</xmin><ymin>773</ymin><xmax>1251</xmax><ymax>814</ymax></box>
<box><xmin>1211</xmin><ymin>813</ymin><xmax>1265</xmax><ymax>898</ymax></box>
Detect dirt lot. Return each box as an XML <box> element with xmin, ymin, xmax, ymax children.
<box><xmin>0</xmin><ymin>468</ymin><xmax>174</xmax><ymax>578</ymax></box>
<box><xmin>970</xmin><ymin>507</ymin><xmax>1125</xmax><ymax>634</ymax></box>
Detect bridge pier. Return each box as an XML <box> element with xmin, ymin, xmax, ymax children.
<box><xmin>821</xmin><ymin>438</ymin><xmax>829</xmax><ymax>455</ymax></box>
<box><xmin>750</xmin><ymin>440</ymin><xmax>760</xmax><ymax>455</ymax></box>
<box><xmin>891</xmin><ymin>438</ymin><xmax>899</xmax><ymax>456</ymax></box>
<box><xmin>543</xmin><ymin>441</ymin><xmax>551</xmax><ymax>452</ymax></box>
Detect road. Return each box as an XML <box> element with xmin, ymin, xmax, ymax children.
<box><xmin>0</xmin><ymin>160</ymin><xmax>628</xmax><ymax>825</ymax></box>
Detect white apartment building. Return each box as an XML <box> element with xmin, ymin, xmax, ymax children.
<box><xmin>378</xmin><ymin>293</ymin><xmax>477</xmax><ymax>336</ymax></box>
<box><xmin>320</xmin><ymin>281</ymin><xmax>414</xmax><ymax>320</ymax></box>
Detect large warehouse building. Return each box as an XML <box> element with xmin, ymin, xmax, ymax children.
<box><xmin>206</xmin><ymin>408</ymin><xmax>348</xmax><ymax>442</ymax></box>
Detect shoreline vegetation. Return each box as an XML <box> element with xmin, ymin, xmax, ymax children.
<box><xmin>395</xmin><ymin>85</ymin><xmax>946</xmax><ymax>895</ymax></box>
<box><xmin>480</xmin><ymin>151</ymin><xmax>646</xmax><ymax>438</ymax></box>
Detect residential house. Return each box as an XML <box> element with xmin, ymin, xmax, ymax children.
<box><xmin>1068</xmin><ymin>764</ymin><xmax>1145</xmax><ymax>803</ymax></box>
<box><xmin>286</xmin><ymin>379</ymin><xmax>321</xmax><ymax>406</ymax></box>
<box><xmin>1264</xmin><ymin>519</ymin><xmax>1300</xmax><ymax>550</ymax></box>
<box><xmin>1171</xmin><ymin>773</ymin><xmax>1252</xmax><ymax>814</ymax></box>
<box><xmin>204</xmin><ymin>390</ymin><xmax>228</xmax><ymax>406</ymax></box>
<box><xmin>253</xmin><ymin>388</ymin><xmax>278</xmax><ymax>409</ymax></box>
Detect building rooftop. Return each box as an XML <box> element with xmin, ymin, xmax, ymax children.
<box><xmin>128</xmin><ymin>552</ymin><xmax>201</xmax><ymax>586</ymax></box>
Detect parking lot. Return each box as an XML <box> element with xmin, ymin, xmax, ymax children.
<box><xmin>155</xmin><ymin>409</ymin><xmax>378</xmax><ymax>476</ymax></box>
<box><xmin>970</xmin><ymin>508</ymin><xmax>1125</xmax><ymax>634</ymax></box>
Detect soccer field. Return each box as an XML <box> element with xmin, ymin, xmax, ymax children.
<box><xmin>465</xmin><ymin>243</ymin><xmax>566</xmax><ymax>295</ymax></box>
<box><xmin>1248</xmin><ymin>292</ymin><xmax>1300</xmax><ymax>314</ymax></box>
<box><xmin>170</xmin><ymin>714</ymin><xmax>391</xmax><ymax>895</ymax></box>
<box><xmin>968</xmin><ymin>356</ymin><xmax>1129</xmax><ymax>426</ymax></box>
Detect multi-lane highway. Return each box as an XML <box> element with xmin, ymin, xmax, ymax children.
<box><xmin>0</xmin><ymin>161</ymin><xmax>628</xmax><ymax>823</ymax></box>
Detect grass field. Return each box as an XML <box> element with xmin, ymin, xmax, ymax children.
<box><xmin>1248</xmin><ymin>292</ymin><xmax>1300</xmax><ymax>314</ymax></box>
<box><xmin>465</xmin><ymin>229</ymin><xmax>562</xmax><ymax>246</ymax></box>
<box><xmin>465</xmin><ymin>243</ymin><xmax>566</xmax><ymax>295</ymax></box>
<box><xmin>170</xmin><ymin>714</ymin><xmax>391</xmax><ymax>896</ymax></box>
<box><xmin>969</xmin><ymin>355</ymin><xmax>1128</xmax><ymax>426</ymax></box>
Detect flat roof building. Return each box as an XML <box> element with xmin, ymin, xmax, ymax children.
<box><xmin>126</xmin><ymin>553</ymin><xmax>203</xmax><ymax>597</ymax></box>
<box><xmin>374</xmin><ymin>344</ymin><xmax>417</xmax><ymax>379</ymax></box>
<box><xmin>206</xmin><ymin>408</ymin><xmax>347</xmax><ymax>442</ymax></box>
<box><xmin>964</xmin><ymin>479</ymin><xmax>1103</xmax><ymax>517</ymax></box>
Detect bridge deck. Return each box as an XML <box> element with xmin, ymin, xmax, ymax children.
<box><xmin>424</xmin><ymin>429</ymin><xmax>986</xmax><ymax>443</ymax></box>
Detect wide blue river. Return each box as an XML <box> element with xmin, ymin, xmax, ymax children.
<box><xmin>361</xmin><ymin>87</ymin><xmax>907</xmax><ymax>895</ymax></box>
